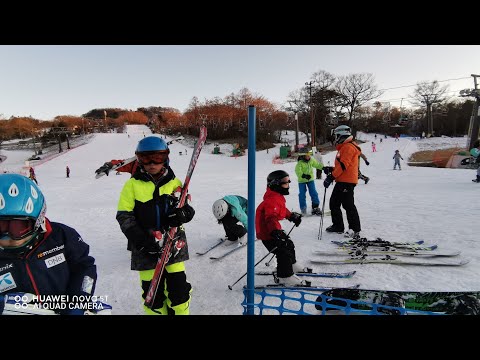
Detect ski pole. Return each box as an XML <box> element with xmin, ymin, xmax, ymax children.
<box><xmin>265</xmin><ymin>253</ymin><xmax>275</xmax><ymax>266</ymax></box>
<box><xmin>317</xmin><ymin>186</ymin><xmax>327</xmax><ymax>240</ymax></box>
<box><xmin>228</xmin><ymin>224</ymin><xmax>295</xmax><ymax>290</ymax></box>
<box><xmin>228</xmin><ymin>246</ymin><xmax>278</xmax><ymax>290</ymax></box>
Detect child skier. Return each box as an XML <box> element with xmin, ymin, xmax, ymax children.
<box><xmin>116</xmin><ymin>136</ymin><xmax>195</xmax><ymax>315</ymax></box>
<box><xmin>393</xmin><ymin>150</ymin><xmax>404</xmax><ymax>170</ymax></box>
<box><xmin>255</xmin><ymin>170</ymin><xmax>305</xmax><ymax>286</ymax></box>
<box><xmin>212</xmin><ymin>195</ymin><xmax>248</xmax><ymax>245</ymax></box>
<box><xmin>294</xmin><ymin>149</ymin><xmax>324</xmax><ymax>215</ymax></box>
<box><xmin>0</xmin><ymin>174</ymin><xmax>98</xmax><ymax>314</ymax></box>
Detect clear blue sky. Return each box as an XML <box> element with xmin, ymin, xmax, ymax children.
<box><xmin>0</xmin><ymin>45</ymin><xmax>479</xmax><ymax>120</ymax></box>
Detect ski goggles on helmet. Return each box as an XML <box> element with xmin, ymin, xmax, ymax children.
<box><xmin>0</xmin><ymin>218</ymin><xmax>36</xmax><ymax>240</ymax></box>
<box><xmin>136</xmin><ymin>151</ymin><xmax>169</xmax><ymax>165</ymax></box>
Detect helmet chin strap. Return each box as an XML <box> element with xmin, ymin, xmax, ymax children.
<box><xmin>39</xmin><ymin>217</ymin><xmax>47</xmax><ymax>232</ymax></box>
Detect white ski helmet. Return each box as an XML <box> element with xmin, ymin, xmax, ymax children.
<box><xmin>332</xmin><ymin>125</ymin><xmax>353</xmax><ymax>145</ymax></box>
<box><xmin>212</xmin><ymin>199</ymin><xmax>229</xmax><ymax>220</ymax></box>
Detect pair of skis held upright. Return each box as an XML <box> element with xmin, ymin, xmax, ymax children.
<box><xmin>143</xmin><ymin>129</ymin><xmax>207</xmax><ymax>308</ymax></box>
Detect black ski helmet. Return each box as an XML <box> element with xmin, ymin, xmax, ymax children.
<box><xmin>267</xmin><ymin>170</ymin><xmax>290</xmax><ymax>195</ymax></box>
<box><xmin>267</xmin><ymin>170</ymin><xmax>289</xmax><ymax>187</ymax></box>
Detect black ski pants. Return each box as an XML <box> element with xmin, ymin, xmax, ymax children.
<box><xmin>329</xmin><ymin>182</ymin><xmax>361</xmax><ymax>232</ymax></box>
<box><xmin>220</xmin><ymin>212</ymin><xmax>247</xmax><ymax>241</ymax></box>
<box><xmin>262</xmin><ymin>238</ymin><xmax>296</xmax><ymax>278</ymax></box>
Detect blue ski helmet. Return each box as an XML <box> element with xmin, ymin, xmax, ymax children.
<box><xmin>136</xmin><ymin>136</ymin><xmax>169</xmax><ymax>153</ymax></box>
<box><xmin>0</xmin><ymin>174</ymin><xmax>47</xmax><ymax>253</ymax></box>
<box><xmin>135</xmin><ymin>136</ymin><xmax>170</xmax><ymax>166</ymax></box>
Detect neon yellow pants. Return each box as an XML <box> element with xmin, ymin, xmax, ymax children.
<box><xmin>139</xmin><ymin>262</ymin><xmax>192</xmax><ymax>315</ymax></box>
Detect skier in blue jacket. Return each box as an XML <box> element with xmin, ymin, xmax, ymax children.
<box><xmin>212</xmin><ymin>195</ymin><xmax>248</xmax><ymax>244</ymax></box>
<box><xmin>0</xmin><ymin>174</ymin><xmax>98</xmax><ymax>315</ymax></box>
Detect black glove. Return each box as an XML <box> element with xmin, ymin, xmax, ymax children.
<box><xmin>365</xmin><ymin>160</ymin><xmax>370</xmax><ymax>166</ymax></box>
<box><xmin>323</xmin><ymin>166</ymin><xmax>334</xmax><ymax>175</ymax></box>
<box><xmin>125</xmin><ymin>226</ymin><xmax>160</xmax><ymax>254</ymax></box>
<box><xmin>141</xmin><ymin>240</ymin><xmax>161</xmax><ymax>255</ymax></box>
<box><xmin>271</xmin><ymin>229</ymin><xmax>290</xmax><ymax>242</ymax></box>
<box><xmin>323</xmin><ymin>174</ymin><xmax>334</xmax><ymax>188</ymax></box>
<box><xmin>289</xmin><ymin>212</ymin><xmax>302</xmax><ymax>227</ymax></box>
<box><xmin>301</xmin><ymin>174</ymin><xmax>311</xmax><ymax>180</ymax></box>
<box><xmin>95</xmin><ymin>162</ymin><xmax>113</xmax><ymax>176</ymax></box>
<box><xmin>168</xmin><ymin>203</ymin><xmax>195</xmax><ymax>228</ymax></box>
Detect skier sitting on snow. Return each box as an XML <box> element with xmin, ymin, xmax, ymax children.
<box><xmin>212</xmin><ymin>195</ymin><xmax>248</xmax><ymax>245</ymax></box>
<box><xmin>0</xmin><ymin>174</ymin><xmax>99</xmax><ymax>315</ymax></box>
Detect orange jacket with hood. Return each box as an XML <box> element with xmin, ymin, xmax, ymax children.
<box><xmin>332</xmin><ymin>139</ymin><xmax>362</xmax><ymax>184</ymax></box>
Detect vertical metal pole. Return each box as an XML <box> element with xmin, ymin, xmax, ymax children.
<box><xmin>246</xmin><ymin>105</ymin><xmax>256</xmax><ymax>315</ymax></box>
<box><xmin>306</xmin><ymin>81</ymin><xmax>315</xmax><ymax>146</ymax></box>
<box><xmin>295</xmin><ymin>112</ymin><xmax>299</xmax><ymax>152</ymax></box>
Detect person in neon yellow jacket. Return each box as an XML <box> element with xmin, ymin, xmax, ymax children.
<box><xmin>116</xmin><ymin>136</ymin><xmax>195</xmax><ymax>315</ymax></box>
<box><xmin>294</xmin><ymin>149</ymin><xmax>324</xmax><ymax>215</ymax></box>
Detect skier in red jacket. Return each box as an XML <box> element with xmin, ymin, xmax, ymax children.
<box><xmin>255</xmin><ymin>170</ymin><xmax>305</xmax><ymax>286</ymax></box>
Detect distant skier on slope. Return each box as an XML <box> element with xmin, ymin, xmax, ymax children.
<box><xmin>393</xmin><ymin>150</ymin><xmax>404</xmax><ymax>170</ymax></box>
<box><xmin>470</xmin><ymin>139</ymin><xmax>480</xmax><ymax>183</ymax></box>
<box><xmin>29</xmin><ymin>167</ymin><xmax>38</xmax><ymax>185</ymax></box>
<box><xmin>358</xmin><ymin>153</ymin><xmax>370</xmax><ymax>184</ymax></box>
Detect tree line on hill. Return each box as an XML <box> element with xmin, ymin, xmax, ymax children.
<box><xmin>1</xmin><ymin>70</ymin><xmax>474</xmax><ymax>149</ymax></box>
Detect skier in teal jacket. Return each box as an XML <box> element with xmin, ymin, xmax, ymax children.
<box><xmin>212</xmin><ymin>195</ymin><xmax>248</xmax><ymax>244</ymax></box>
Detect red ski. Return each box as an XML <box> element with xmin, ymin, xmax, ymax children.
<box><xmin>144</xmin><ymin>126</ymin><xmax>207</xmax><ymax>308</ymax></box>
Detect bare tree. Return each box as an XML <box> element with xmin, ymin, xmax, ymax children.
<box><xmin>311</xmin><ymin>70</ymin><xmax>336</xmax><ymax>89</ymax></box>
<box><xmin>335</xmin><ymin>73</ymin><xmax>383</xmax><ymax>125</ymax></box>
<box><xmin>409</xmin><ymin>80</ymin><xmax>449</xmax><ymax>107</ymax></box>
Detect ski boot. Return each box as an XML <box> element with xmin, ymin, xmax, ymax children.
<box><xmin>326</xmin><ymin>225</ymin><xmax>344</xmax><ymax>233</ymax></box>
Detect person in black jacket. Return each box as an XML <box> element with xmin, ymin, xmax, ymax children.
<box><xmin>0</xmin><ymin>174</ymin><xmax>98</xmax><ymax>315</ymax></box>
<box><xmin>116</xmin><ymin>136</ymin><xmax>195</xmax><ymax>315</ymax></box>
